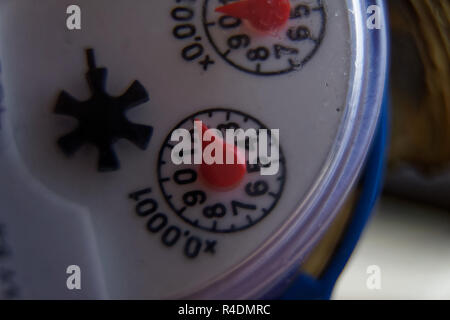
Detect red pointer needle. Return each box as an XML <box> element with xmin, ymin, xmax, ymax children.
<box><xmin>195</xmin><ymin>120</ymin><xmax>247</xmax><ymax>190</ymax></box>
<box><xmin>215</xmin><ymin>0</ymin><xmax>291</xmax><ymax>32</ymax></box>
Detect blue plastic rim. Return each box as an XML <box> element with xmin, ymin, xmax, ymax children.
<box><xmin>280</xmin><ymin>86</ymin><xmax>389</xmax><ymax>300</ymax></box>
<box><xmin>279</xmin><ymin>1</ymin><xmax>391</xmax><ymax>299</ymax></box>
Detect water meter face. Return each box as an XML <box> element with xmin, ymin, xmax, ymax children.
<box><xmin>0</xmin><ymin>0</ymin><xmax>385</xmax><ymax>299</ymax></box>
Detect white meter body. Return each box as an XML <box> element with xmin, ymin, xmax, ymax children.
<box><xmin>0</xmin><ymin>0</ymin><xmax>388</xmax><ymax>299</ymax></box>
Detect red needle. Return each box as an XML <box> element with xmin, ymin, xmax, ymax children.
<box><xmin>215</xmin><ymin>0</ymin><xmax>291</xmax><ymax>32</ymax></box>
<box><xmin>195</xmin><ymin>120</ymin><xmax>246</xmax><ymax>190</ymax></box>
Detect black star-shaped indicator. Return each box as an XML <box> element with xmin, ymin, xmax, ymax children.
<box><xmin>54</xmin><ymin>49</ymin><xmax>153</xmax><ymax>172</ymax></box>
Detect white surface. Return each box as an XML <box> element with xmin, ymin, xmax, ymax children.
<box><xmin>0</xmin><ymin>116</ymin><xmax>107</xmax><ymax>299</ymax></box>
<box><xmin>333</xmin><ymin>197</ymin><xmax>450</xmax><ymax>300</ymax></box>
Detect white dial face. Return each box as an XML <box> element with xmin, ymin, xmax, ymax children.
<box><xmin>0</xmin><ymin>0</ymin><xmax>352</xmax><ymax>298</ymax></box>
<box><xmin>202</xmin><ymin>0</ymin><xmax>326</xmax><ymax>75</ymax></box>
<box><xmin>158</xmin><ymin>109</ymin><xmax>286</xmax><ymax>233</ymax></box>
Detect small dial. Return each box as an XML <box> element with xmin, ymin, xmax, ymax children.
<box><xmin>202</xmin><ymin>0</ymin><xmax>327</xmax><ymax>76</ymax></box>
<box><xmin>158</xmin><ymin>109</ymin><xmax>286</xmax><ymax>233</ymax></box>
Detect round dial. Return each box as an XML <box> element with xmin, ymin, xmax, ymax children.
<box><xmin>202</xmin><ymin>0</ymin><xmax>326</xmax><ymax>76</ymax></box>
<box><xmin>158</xmin><ymin>109</ymin><xmax>286</xmax><ymax>233</ymax></box>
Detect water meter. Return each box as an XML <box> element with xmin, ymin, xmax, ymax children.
<box><xmin>0</xmin><ymin>0</ymin><xmax>388</xmax><ymax>299</ymax></box>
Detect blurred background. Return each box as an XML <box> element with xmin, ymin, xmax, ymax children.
<box><xmin>334</xmin><ymin>0</ymin><xmax>449</xmax><ymax>299</ymax></box>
